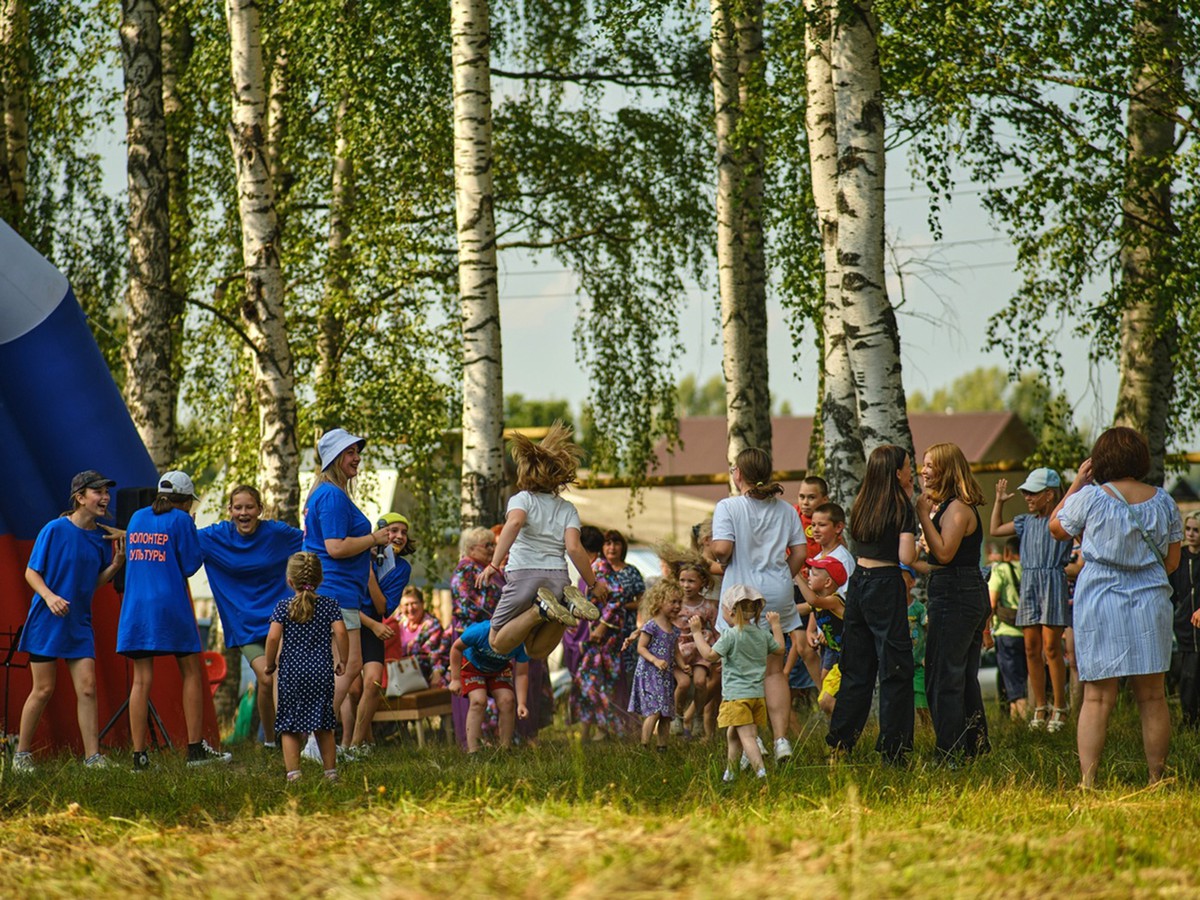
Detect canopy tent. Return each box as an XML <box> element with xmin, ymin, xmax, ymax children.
<box><xmin>0</xmin><ymin>220</ymin><xmax>219</xmax><ymax>753</ymax></box>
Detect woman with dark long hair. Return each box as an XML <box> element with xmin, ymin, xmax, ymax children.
<box><xmin>826</xmin><ymin>445</ymin><xmax>917</xmax><ymax>765</ymax></box>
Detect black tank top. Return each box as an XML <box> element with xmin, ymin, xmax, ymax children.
<box><xmin>931</xmin><ymin>497</ymin><xmax>983</xmax><ymax>568</ymax></box>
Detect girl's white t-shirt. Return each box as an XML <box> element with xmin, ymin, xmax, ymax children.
<box><xmin>711</xmin><ymin>494</ymin><xmax>804</xmax><ymax>608</ymax></box>
<box><xmin>505</xmin><ymin>490</ymin><xmax>581</xmax><ymax>571</ymax></box>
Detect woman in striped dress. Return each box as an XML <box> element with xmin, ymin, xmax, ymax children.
<box><xmin>1051</xmin><ymin>427</ymin><xmax>1183</xmax><ymax>788</ymax></box>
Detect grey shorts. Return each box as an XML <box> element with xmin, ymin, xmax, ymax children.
<box><xmin>240</xmin><ymin>642</ymin><xmax>266</xmax><ymax>664</ymax></box>
<box><xmin>341</xmin><ymin>607</ymin><xmax>362</xmax><ymax>631</ymax></box>
<box><xmin>491</xmin><ymin>568</ymin><xmax>570</xmax><ymax>632</ymax></box>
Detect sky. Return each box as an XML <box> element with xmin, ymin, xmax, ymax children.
<box><xmin>497</xmin><ymin>157</ymin><xmax>1120</xmax><ymax>434</ymax></box>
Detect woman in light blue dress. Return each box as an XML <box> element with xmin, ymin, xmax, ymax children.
<box><xmin>1051</xmin><ymin>427</ymin><xmax>1183</xmax><ymax>788</ymax></box>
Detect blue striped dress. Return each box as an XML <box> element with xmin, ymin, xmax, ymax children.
<box><xmin>1057</xmin><ymin>485</ymin><xmax>1183</xmax><ymax>681</ymax></box>
<box><xmin>1012</xmin><ymin>514</ymin><xmax>1073</xmax><ymax>627</ymax></box>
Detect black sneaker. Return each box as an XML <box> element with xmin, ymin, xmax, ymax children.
<box><xmin>132</xmin><ymin>750</ymin><xmax>150</xmax><ymax>772</ymax></box>
<box><xmin>186</xmin><ymin>740</ymin><xmax>232</xmax><ymax>767</ymax></box>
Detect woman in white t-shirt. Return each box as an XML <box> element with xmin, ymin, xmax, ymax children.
<box><xmin>709</xmin><ymin>447</ymin><xmax>806</xmax><ymax>761</ymax></box>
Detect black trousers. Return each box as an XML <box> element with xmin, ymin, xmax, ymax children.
<box><xmin>925</xmin><ymin>567</ymin><xmax>991</xmax><ymax>759</ymax></box>
<box><xmin>827</xmin><ymin>566</ymin><xmax>914</xmax><ymax>761</ymax></box>
<box><xmin>1180</xmin><ymin>650</ymin><xmax>1200</xmax><ymax>727</ymax></box>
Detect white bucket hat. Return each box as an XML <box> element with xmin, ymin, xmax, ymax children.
<box><xmin>318</xmin><ymin>428</ymin><xmax>367</xmax><ymax>470</ymax></box>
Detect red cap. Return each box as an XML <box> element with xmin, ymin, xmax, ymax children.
<box><xmin>806</xmin><ymin>556</ymin><xmax>848</xmax><ymax>587</ymax></box>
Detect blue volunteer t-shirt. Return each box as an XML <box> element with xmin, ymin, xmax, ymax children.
<box><xmin>303</xmin><ymin>482</ymin><xmax>372</xmax><ymax>610</ymax></box>
<box><xmin>199</xmin><ymin>519</ymin><xmax>303</xmax><ymax>647</ymax></box>
<box><xmin>19</xmin><ymin>517</ymin><xmax>110</xmax><ymax>659</ymax></box>
<box><xmin>460</xmin><ymin>621</ymin><xmax>530</xmax><ymax>674</ymax></box>
<box><xmin>117</xmin><ymin>506</ymin><xmax>204</xmax><ymax>654</ymax></box>
<box><xmin>370</xmin><ymin>548</ymin><xmax>412</xmax><ymax>617</ymax></box>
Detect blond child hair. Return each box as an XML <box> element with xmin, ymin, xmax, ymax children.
<box><xmin>511</xmin><ymin>421</ymin><xmax>582</xmax><ymax>494</ymax></box>
<box><xmin>286</xmin><ymin>552</ymin><xmax>323</xmax><ymax>624</ymax></box>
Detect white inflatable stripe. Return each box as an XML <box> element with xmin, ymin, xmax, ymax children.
<box><xmin>0</xmin><ymin>219</ymin><xmax>72</xmax><ymax>344</ymax></box>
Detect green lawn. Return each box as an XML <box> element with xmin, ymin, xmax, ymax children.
<box><xmin>4</xmin><ymin>701</ymin><xmax>1200</xmax><ymax>897</ymax></box>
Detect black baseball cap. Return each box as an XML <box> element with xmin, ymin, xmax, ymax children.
<box><xmin>69</xmin><ymin>470</ymin><xmax>116</xmax><ymax>500</ymax></box>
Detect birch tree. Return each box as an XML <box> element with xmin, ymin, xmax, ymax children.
<box><xmin>0</xmin><ymin>0</ymin><xmax>28</xmax><ymax>231</ymax></box>
<box><xmin>452</xmin><ymin>0</ymin><xmax>505</xmax><ymax>528</ymax></box>
<box><xmin>713</xmin><ymin>0</ymin><xmax>771</xmax><ymax>467</ymax></box>
<box><xmin>1111</xmin><ymin>0</ymin><xmax>1178</xmax><ymax>483</ymax></box>
<box><xmin>226</xmin><ymin>0</ymin><xmax>299</xmax><ymax>522</ymax></box>
<box><xmin>830</xmin><ymin>0</ymin><xmax>911</xmax><ymax>459</ymax></box>
<box><xmin>805</xmin><ymin>0</ymin><xmax>862</xmax><ymax>503</ymax></box>
<box><xmin>121</xmin><ymin>0</ymin><xmax>176</xmax><ymax>468</ymax></box>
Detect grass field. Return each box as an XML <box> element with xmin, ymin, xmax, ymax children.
<box><xmin>4</xmin><ymin>699</ymin><xmax>1200</xmax><ymax>898</ymax></box>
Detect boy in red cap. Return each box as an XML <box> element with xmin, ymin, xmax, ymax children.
<box><xmin>802</xmin><ymin>555</ymin><xmax>848</xmax><ymax>716</ymax></box>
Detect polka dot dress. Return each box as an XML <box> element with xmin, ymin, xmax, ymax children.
<box><xmin>270</xmin><ymin>594</ymin><xmax>341</xmax><ymax>734</ymax></box>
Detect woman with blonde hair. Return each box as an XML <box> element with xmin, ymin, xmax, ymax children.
<box><xmin>916</xmin><ymin>442</ymin><xmax>990</xmax><ymax>762</ymax></box>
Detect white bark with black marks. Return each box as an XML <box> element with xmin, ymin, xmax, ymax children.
<box><xmin>713</xmin><ymin>0</ymin><xmax>771</xmax><ymax>470</ymax></box>
<box><xmin>831</xmin><ymin>0</ymin><xmax>911</xmax><ymax>461</ymax></box>
<box><xmin>1</xmin><ymin>0</ymin><xmax>28</xmax><ymax>232</ymax></box>
<box><xmin>121</xmin><ymin>0</ymin><xmax>176</xmax><ymax>468</ymax></box>
<box><xmin>226</xmin><ymin>0</ymin><xmax>299</xmax><ymax>523</ymax></box>
<box><xmin>453</xmin><ymin>0</ymin><xmax>505</xmax><ymax>527</ymax></box>
<box><xmin>806</xmin><ymin>0</ymin><xmax>862</xmax><ymax>504</ymax></box>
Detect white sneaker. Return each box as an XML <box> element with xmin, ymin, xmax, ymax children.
<box><xmin>774</xmin><ymin>737</ymin><xmax>793</xmax><ymax>762</ymax></box>
<box><xmin>740</xmin><ymin>737</ymin><xmax>768</xmax><ymax>771</ymax></box>
<box><xmin>670</xmin><ymin>716</ymin><xmax>684</xmax><ymax>736</ymax></box>
<box><xmin>755</xmin><ymin>767</ymin><xmax>767</xmax><ymax>779</ymax></box>
<box><xmin>301</xmin><ymin>734</ymin><xmax>322</xmax><ymax>763</ymax></box>
<box><xmin>722</xmin><ymin>769</ymin><xmax>735</xmax><ymax>783</ymax></box>
<box><xmin>535</xmin><ymin>588</ymin><xmax>578</xmax><ymax>626</ymax></box>
<box><xmin>562</xmin><ymin>584</ymin><xmax>600</xmax><ymax>621</ymax></box>
<box><xmin>83</xmin><ymin>753</ymin><xmax>113</xmax><ymax>769</ymax></box>
<box><xmin>11</xmin><ymin>751</ymin><xmax>34</xmax><ymax>773</ymax></box>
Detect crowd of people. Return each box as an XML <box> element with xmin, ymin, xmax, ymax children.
<box><xmin>9</xmin><ymin>422</ymin><xmax>1198</xmax><ymax>789</ymax></box>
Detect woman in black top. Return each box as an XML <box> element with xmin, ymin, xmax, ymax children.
<box><xmin>916</xmin><ymin>442</ymin><xmax>990</xmax><ymax>762</ymax></box>
<box><xmin>827</xmin><ymin>444</ymin><xmax>917</xmax><ymax>764</ymax></box>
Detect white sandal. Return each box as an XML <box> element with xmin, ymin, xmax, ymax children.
<box><xmin>1029</xmin><ymin>705</ymin><xmax>1050</xmax><ymax>730</ymax></box>
<box><xmin>1047</xmin><ymin>706</ymin><xmax>1070</xmax><ymax>733</ymax></box>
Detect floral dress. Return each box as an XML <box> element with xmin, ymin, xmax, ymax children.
<box><xmin>383</xmin><ymin>613</ymin><xmax>448</xmax><ymax>684</ymax></box>
<box><xmin>571</xmin><ymin>562</ymin><xmax>623</xmax><ymax>728</ymax></box>
<box><xmin>629</xmin><ymin>619</ymin><xmax>680</xmax><ymax>717</ymax></box>
<box><xmin>611</xmin><ymin>562</ymin><xmax>646</xmax><ymax>677</ymax></box>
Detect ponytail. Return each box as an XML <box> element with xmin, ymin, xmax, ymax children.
<box><xmin>735</xmin><ymin>448</ymin><xmax>783</xmax><ymax>500</ymax></box>
<box><xmin>286</xmin><ymin>552</ymin><xmax>324</xmax><ymax>624</ymax></box>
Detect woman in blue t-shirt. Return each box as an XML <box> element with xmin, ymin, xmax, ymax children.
<box><xmin>303</xmin><ymin>429</ymin><xmax>390</xmax><ymax>756</ymax></box>
<box><xmin>198</xmin><ymin>484</ymin><xmax>302</xmax><ymax>746</ymax></box>
<box><xmin>12</xmin><ymin>471</ymin><xmax>126</xmax><ymax>772</ymax></box>
<box><xmin>117</xmin><ymin>471</ymin><xmax>231</xmax><ymax>769</ymax></box>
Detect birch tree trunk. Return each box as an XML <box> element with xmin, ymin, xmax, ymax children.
<box><xmin>121</xmin><ymin>0</ymin><xmax>176</xmax><ymax>469</ymax></box>
<box><xmin>1112</xmin><ymin>0</ymin><xmax>1178</xmax><ymax>485</ymax></box>
<box><xmin>713</xmin><ymin>0</ymin><xmax>771</xmax><ymax>472</ymax></box>
<box><xmin>265</xmin><ymin>46</ymin><xmax>289</xmax><ymax>203</ymax></box>
<box><xmin>162</xmin><ymin>0</ymin><xmax>191</xmax><ymax>440</ymax></box>
<box><xmin>0</xmin><ymin>0</ymin><xmax>27</xmax><ymax>233</ymax></box>
<box><xmin>806</xmin><ymin>0</ymin><xmax>862</xmax><ymax>504</ymax></box>
<box><xmin>831</xmin><ymin>0</ymin><xmax>912</xmax><ymax>461</ymax></box>
<box><xmin>452</xmin><ymin>0</ymin><xmax>505</xmax><ymax>527</ymax></box>
<box><xmin>226</xmin><ymin>0</ymin><xmax>299</xmax><ymax>523</ymax></box>
<box><xmin>316</xmin><ymin>96</ymin><xmax>352</xmax><ymax>433</ymax></box>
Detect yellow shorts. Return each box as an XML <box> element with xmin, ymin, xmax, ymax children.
<box><xmin>820</xmin><ymin>664</ymin><xmax>841</xmax><ymax>698</ymax></box>
<box><xmin>717</xmin><ymin>697</ymin><xmax>768</xmax><ymax>728</ymax></box>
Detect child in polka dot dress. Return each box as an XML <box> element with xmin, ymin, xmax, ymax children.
<box><xmin>264</xmin><ymin>552</ymin><xmax>348</xmax><ymax>782</ymax></box>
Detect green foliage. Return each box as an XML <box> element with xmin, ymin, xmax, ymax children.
<box><xmin>881</xmin><ymin>0</ymin><xmax>1200</xmax><ymax>448</ymax></box>
<box><xmin>503</xmin><ymin>394</ymin><xmax>574</xmax><ymax>429</ymax></box>
<box><xmin>676</xmin><ymin>372</ymin><xmax>727</xmax><ymax>416</ymax></box>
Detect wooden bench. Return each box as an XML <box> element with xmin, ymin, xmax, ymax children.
<box><xmin>373</xmin><ymin>687</ymin><xmax>453</xmax><ymax>747</ymax></box>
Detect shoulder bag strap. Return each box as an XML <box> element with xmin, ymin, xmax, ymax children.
<box><xmin>1101</xmin><ymin>483</ymin><xmax>1167</xmax><ymax>571</ymax></box>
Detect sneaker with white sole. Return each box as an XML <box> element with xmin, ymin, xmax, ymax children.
<box><xmin>722</xmin><ymin>769</ymin><xmax>735</xmax><ymax>783</ymax></box>
<box><xmin>562</xmin><ymin>584</ymin><xmax>600</xmax><ymax>621</ymax></box>
<box><xmin>774</xmin><ymin>737</ymin><xmax>793</xmax><ymax>762</ymax></box>
<box><xmin>186</xmin><ymin>740</ymin><xmax>232</xmax><ymax>767</ymax></box>
<box><xmin>83</xmin><ymin>753</ymin><xmax>113</xmax><ymax>769</ymax></box>
<box><xmin>11</xmin><ymin>751</ymin><xmax>34</xmax><ymax>773</ymax></box>
<box><xmin>301</xmin><ymin>733</ymin><xmax>323</xmax><ymax>763</ymax></box>
<box><xmin>739</xmin><ymin>736</ymin><xmax>768</xmax><ymax>771</ymax></box>
<box><xmin>670</xmin><ymin>716</ymin><xmax>684</xmax><ymax>736</ymax></box>
<box><xmin>535</xmin><ymin>587</ymin><xmax>578</xmax><ymax>626</ymax></box>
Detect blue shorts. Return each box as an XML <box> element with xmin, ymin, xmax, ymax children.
<box><xmin>994</xmin><ymin>634</ymin><xmax>1028</xmax><ymax>701</ymax></box>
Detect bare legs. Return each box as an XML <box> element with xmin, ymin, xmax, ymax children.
<box><xmin>332</xmin><ymin>628</ymin><xmax>363</xmax><ymax>745</ymax></box>
<box><xmin>351</xmin><ymin>661</ymin><xmax>384</xmax><ymax>746</ymax></box>
<box><xmin>1077</xmin><ymin>673</ymin><xmax>1169</xmax><ymax>788</ymax></box>
<box><xmin>281</xmin><ymin>730</ymin><xmax>336</xmax><ymax>778</ymax></box>
<box><xmin>1024</xmin><ymin>625</ymin><xmax>1067</xmax><ymax>712</ymax></box>
<box><xmin>727</xmin><ymin>723</ymin><xmax>764</xmax><ymax>774</ymax></box>
<box><xmin>765</xmin><ymin>633</ymin><xmax>803</xmax><ymax>741</ymax></box>
<box><xmin>641</xmin><ymin>713</ymin><xmax>669</xmax><ymax>748</ymax></box>
<box><xmin>248</xmin><ymin>655</ymin><xmax>277</xmax><ymax>740</ymax></box>
<box><xmin>129</xmin><ymin>653</ymin><xmax>205</xmax><ymax>751</ymax></box>
<box><xmin>491</xmin><ymin>605</ymin><xmax>566</xmax><ymax>659</ymax></box>
<box><xmin>466</xmin><ymin>687</ymin><xmax>516</xmax><ymax>752</ymax></box>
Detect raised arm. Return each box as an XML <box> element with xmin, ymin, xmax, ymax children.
<box><xmin>688</xmin><ymin>615</ymin><xmax>720</xmax><ymax>663</ymax></box>
<box><xmin>990</xmin><ymin>478</ymin><xmax>1017</xmax><ymax>538</ymax></box>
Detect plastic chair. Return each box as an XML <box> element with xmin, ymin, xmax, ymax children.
<box><xmin>201</xmin><ymin>650</ymin><xmax>228</xmax><ymax>697</ymax></box>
